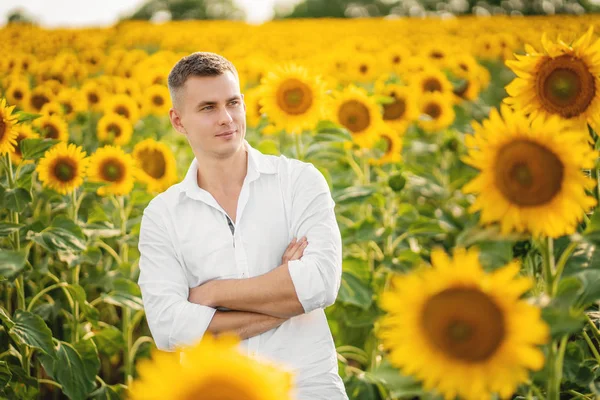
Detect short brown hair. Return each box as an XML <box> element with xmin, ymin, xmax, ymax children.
<box><xmin>167</xmin><ymin>52</ymin><xmax>239</xmax><ymax>108</ymax></box>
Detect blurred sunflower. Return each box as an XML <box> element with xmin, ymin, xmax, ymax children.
<box><xmin>132</xmin><ymin>139</ymin><xmax>178</xmax><ymax>193</ymax></box>
<box><xmin>103</xmin><ymin>94</ymin><xmax>140</xmax><ymax>125</ymax></box>
<box><xmin>378</xmin><ymin>247</ymin><xmax>548</xmax><ymax>400</ymax></box>
<box><xmin>97</xmin><ymin>113</ymin><xmax>133</xmax><ymax>146</ymax></box>
<box><xmin>81</xmin><ymin>81</ymin><xmax>106</xmax><ymax>112</ymax></box>
<box><xmin>410</xmin><ymin>68</ymin><xmax>453</xmax><ymax>95</ymax></box>
<box><xmin>463</xmin><ymin>105</ymin><xmax>597</xmax><ymax>237</ymax></box>
<box><xmin>505</xmin><ymin>27</ymin><xmax>600</xmax><ymax>132</ymax></box>
<box><xmin>34</xmin><ymin>114</ymin><xmax>69</xmax><ymax>142</ymax></box>
<box><xmin>377</xmin><ymin>84</ymin><xmax>418</xmax><ymax>131</ymax></box>
<box><xmin>331</xmin><ymin>85</ymin><xmax>382</xmax><ymax>149</ymax></box>
<box><xmin>382</xmin><ymin>45</ymin><xmax>411</xmax><ymax>74</ymax></box>
<box><xmin>56</xmin><ymin>89</ymin><xmax>87</xmax><ymax>120</ymax></box>
<box><xmin>346</xmin><ymin>53</ymin><xmax>380</xmax><ymax>83</ymax></box>
<box><xmin>129</xmin><ymin>334</ymin><xmax>293</xmax><ymax>400</ymax></box>
<box><xmin>370</xmin><ymin>124</ymin><xmax>403</xmax><ymax>165</ymax></box>
<box><xmin>9</xmin><ymin>124</ymin><xmax>38</xmax><ymax>165</ymax></box>
<box><xmin>144</xmin><ymin>85</ymin><xmax>171</xmax><ymax>116</ymax></box>
<box><xmin>36</xmin><ymin>142</ymin><xmax>88</xmax><ymax>195</ymax></box>
<box><xmin>5</xmin><ymin>80</ymin><xmax>30</xmax><ymax>107</ymax></box>
<box><xmin>417</xmin><ymin>92</ymin><xmax>455</xmax><ymax>133</ymax></box>
<box><xmin>0</xmin><ymin>98</ymin><xmax>18</xmax><ymax>155</ymax></box>
<box><xmin>244</xmin><ymin>86</ymin><xmax>263</xmax><ymax>128</ymax></box>
<box><xmin>40</xmin><ymin>101</ymin><xmax>64</xmax><ymax>117</ymax></box>
<box><xmin>87</xmin><ymin>145</ymin><xmax>136</xmax><ymax>196</ymax></box>
<box><xmin>27</xmin><ymin>86</ymin><xmax>54</xmax><ymax>113</ymax></box>
<box><xmin>259</xmin><ymin>64</ymin><xmax>327</xmax><ymax>134</ymax></box>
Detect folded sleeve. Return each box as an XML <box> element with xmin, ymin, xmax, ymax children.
<box><xmin>287</xmin><ymin>163</ymin><xmax>342</xmax><ymax>313</ymax></box>
<box><xmin>137</xmin><ymin>199</ymin><xmax>216</xmax><ymax>352</ymax></box>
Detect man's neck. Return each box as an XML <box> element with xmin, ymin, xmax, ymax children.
<box><xmin>195</xmin><ymin>147</ymin><xmax>248</xmax><ymax>194</ymax></box>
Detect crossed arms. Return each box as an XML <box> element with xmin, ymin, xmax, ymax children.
<box><xmin>137</xmin><ymin>164</ymin><xmax>342</xmax><ymax>351</ymax></box>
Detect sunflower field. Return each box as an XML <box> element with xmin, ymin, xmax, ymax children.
<box><xmin>1</xmin><ymin>15</ymin><xmax>600</xmax><ymax>400</ymax></box>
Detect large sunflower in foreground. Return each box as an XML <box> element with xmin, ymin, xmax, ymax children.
<box><xmin>87</xmin><ymin>145</ymin><xmax>136</xmax><ymax>196</ymax></box>
<box><xmin>463</xmin><ymin>105</ymin><xmax>597</xmax><ymax>238</ymax></box>
<box><xmin>97</xmin><ymin>113</ymin><xmax>133</xmax><ymax>146</ymax></box>
<box><xmin>378</xmin><ymin>247</ymin><xmax>549</xmax><ymax>400</ymax></box>
<box><xmin>132</xmin><ymin>139</ymin><xmax>178</xmax><ymax>193</ymax></box>
<box><xmin>330</xmin><ymin>85</ymin><xmax>382</xmax><ymax>149</ymax></box>
<box><xmin>505</xmin><ymin>27</ymin><xmax>600</xmax><ymax>132</ymax></box>
<box><xmin>259</xmin><ymin>64</ymin><xmax>327</xmax><ymax>134</ymax></box>
<box><xmin>0</xmin><ymin>98</ymin><xmax>19</xmax><ymax>155</ymax></box>
<box><xmin>36</xmin><ymin>142</ymin><xmax>88</xmax><ymax>195</ymax></box>
<box><xmin>129</xmin><ymin>334</ymin><xmax>293</xmax><ymax>400</ymax></box>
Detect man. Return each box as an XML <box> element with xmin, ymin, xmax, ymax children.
<box><xmin>137</xmin><ymin>52</ymin><xmax>348</xmax><ymax>399</ymax></box>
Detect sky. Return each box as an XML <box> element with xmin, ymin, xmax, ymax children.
<box><xmin>0</xmin><ymin>0</ymin><xmax>300</xmax><ymax>26</ymax></box>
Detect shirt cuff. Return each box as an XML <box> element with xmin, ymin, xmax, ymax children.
<box><xmin>288</xmin><ymin>259</ymin><xmax>327</xmax><ymax>313</ymax></box>
<box><xmin>168</xmin><ymin>302</ymin><xmax>217</xmax><ymax>351</ymax></box>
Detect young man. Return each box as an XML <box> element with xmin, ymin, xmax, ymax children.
<box><xmin>137</xmin><ymin>52</ymin><xmax>348</xmax><ymax>399</ymax></box>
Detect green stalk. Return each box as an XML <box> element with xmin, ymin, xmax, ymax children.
<box><xmin>294</xmin><ymin>131</ymin><xmax>303</xmax><ymax>161</ymax></box>
<box><xmin>541</xmin><ymin>237</ymin><xmax>555</xmax><ymax>296</ymax></box>
<box><xmin>582</xmin><ymin>331</ymin><xmax>600</xmax><ymax>364</ymax></box>
<box><xmin>551</xmin><ymin>241</ymin><xmax>578</xmax><ymax>296</ymax></box>
<box><xmin>547</xmin><ymin>336</ymin><xmax>568</xmax><ymax>400</ymax></box>
<box><xmin>116</xmin><ymin>195</ymin><xmax>133</xmax><ymax>385</ymax></box>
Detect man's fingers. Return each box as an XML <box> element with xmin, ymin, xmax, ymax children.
<box><xmin>289</xmin><ymin>240</ymin><xmax>308</xmax><ymax>260</ymax></box>
<box><xmin>282</xmin><ymin>237</ymin><xmax>307</xmax><ymax>263</ymax></box>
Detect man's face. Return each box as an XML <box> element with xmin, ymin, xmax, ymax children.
<box><xmin>172</xmin><ymin>71</ymin><xmax>246</xmax><ymax>160</ymax></box>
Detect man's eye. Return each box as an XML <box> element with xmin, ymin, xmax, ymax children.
<box><xmin>202</xmin><ymin>106</ymin><xmax>214</xmax><ymax>111</ymax></box>
<box><xmin>229</xmin><ymin>100</ymin><xmax>239</xmax><ymax>106</ymax></box>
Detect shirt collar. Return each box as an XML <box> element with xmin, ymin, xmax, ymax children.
<box><xmin>180</xmin><ymin>139</ymin><xmax>277</xmax><ymax>201</ymax></box>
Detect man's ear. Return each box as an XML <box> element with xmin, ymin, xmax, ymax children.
<box><xmin>169</xmin><ymin>108</ymin><xmax>187</xmax><ymax>135</ymax></box>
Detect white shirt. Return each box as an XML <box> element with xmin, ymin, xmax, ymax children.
<box><xmin>137</xmin><ymin>139</ymin><xmax>348</xmax><ymax>400</ymax></box>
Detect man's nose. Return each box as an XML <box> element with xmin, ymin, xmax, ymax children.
<box><xmin>218</xmin><ymin>107</ymin><xmax>233</xmax><ymax>125</ymax></box>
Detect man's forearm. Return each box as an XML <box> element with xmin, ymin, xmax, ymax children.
<box><xmin>207</xmin><ymin>310</ymin><xmax>287</xmax><ymax>340</ymax></box>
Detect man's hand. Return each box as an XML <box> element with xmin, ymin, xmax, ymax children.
<box><xmin>189</xmin><ymin>237</ymin><xmax>308</xmax><ymax>307</ymax></box>
<box><xmin>281</xmin><ymin>236</ymin><xmax>308</xmax><ymax>265</ymax></box>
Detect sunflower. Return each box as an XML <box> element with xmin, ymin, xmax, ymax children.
<box><xmin>330</xmin><ymin>85</ymin><xmax>382</xmax><ymax>149</ymax></box>
<box><xmin>96</xmin><ymin>113</ymin><xmax>133</xmax><ymax>146</ymax></box>
<box><xmin>417</xmin><ymin>92</ymin><xmax>456</xmax><ymax>133</ymax></box>
<box><xmin>87</xmin><ymin>145</ymin><xmax>136</xmax><ymax>196</ymax></box>
<box><xmin>103</xmin><ymin>94</ymin><xmax>140</xmax><ymax>125</ymax></box>
<box><xmin>81</xmin><ymin>81</ymin><xmax>106</xmax><ymax>112</ymax></box>
<box><xmin>346</xmin><ymin>53</ymin><xmax>380</xmax><ymax>83</ymax></box>
<box><xmin>132</xmin><ymin>139</ymin><xmax>178</xmax><ymax>193</ymax></box>
<box><xmin>9</xmin><ymin>124</ymin><xmax>39</xmax><ymax>165</ymax></box>
<box><xmin>0</xmin><ymin>98</ymin><xmax>18</xmax><ymax>155</ymax></box>
<box><xmin>129</xmin><ymin>334</ymin><xmax>293</xmax><ymax>400</ymax></box>
<box><xmin>33</xmin><ymin>114</ymin><xmax>69</xmax><ymax>142</ymax></box>
<box><xmin>505</xmin><ymin>27</ymin><xmax>600</xmax><ymax>133</ymax></box>
<box><xmin>259</xmin><ymin>64</ymin><xmax>327</xmax><ymax>134</ymax></box>
<box><xmin>56</xmin><ymin>89</ymin><xmax>87</xmax><ymax>120</ymax></box>
<box><xmin>144</xmin><ymin>84</ymin><xmax>171</xmax><ymax>116</ymax></box>
<box><xmin>36</xmin><ymin>142</ymin><xmax>88</xmax><ymax>195</ymax></box>
<box><xmin>40</xmin><ymin>101</ymin><xmax>64</xmax><ymax>117</ymax></box>
<box><xmin>370</xmin><ymin>123</ymin><xmax>403</xmax><ymax>165</ymax></box>
<box><xmin>378</xmin><ymin>247</ymin><xmax>548</xmax><ymax>400</ymax></box>
<box><xmin>382</xmin><ymin>44</ymin><xmax>412</xmax><ymax>74</ymax></box>
<box><xmin>244</xmin><ymin>86</ymin><xmax>264</xmax><ymax>128</ymax></box>
<box><xmin>27</xmin><ymin>86</ymin><xmax>54</xmax><ymax>113</ymax></box>
<box><xmin>5</xmin><ymin>80</ymin><xmax>30</xmax><ymax>107</ymax></box>
<box><xmin>463</xmin><ymin>105</ymin><xmax>597</xmax><ymax>238</ymax></box>
<box><xmin>377</xmin><ymin>84</ymin><xmax>419</xmax><ymax>131</ymax></box>
<box><xmin>410</xmin><ymin>67</ymin><xmax>454</xmax><ymax>95</ymax></box>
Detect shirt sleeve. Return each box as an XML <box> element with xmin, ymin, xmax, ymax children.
<box><xmin>137</xmin><ymin>199</ymin><xmax>216</xmax><ymax>352</ymax></box>
<box><xmin>286</xmin><ymin>163</ymin><xmax>343</xmax><ymax>313</ymax></box>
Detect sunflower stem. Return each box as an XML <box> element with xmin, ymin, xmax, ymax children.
<box><xmin>541</xmin><ymin>237</ymin><xmax>555</xmax><ymax>296</ymax></box>
<box><xmin>344</xmin><ymin>148</ymin><xmax>364</xmax><ymax>182</ymax></box>
<box><xmin>294</xmin><ymin>131</ymin><xmax>303</xmax><ymax>160</ymax></box>
<box><xmin>582</xmin><ymin>330</ymin><xmax>600</xmax><ymax>364</ymax></box>
<box><xmin>547</xmin><ymin>335</ymin><xmax>568</xmax><ymax>400</ymax></box>
<box><xmin>551</xmin><ymin>241</ymin><xmax>578</xmax><ymax>296</ymax></box>
<box><xmin>71</xmin><ymin>264</ymin><xmax>81</xmax><ymax>343</ymax></box>
<box><xmin>585</xmin><ymin>314</ymin><xmax>600</xmax><ymax>343</ymax></box>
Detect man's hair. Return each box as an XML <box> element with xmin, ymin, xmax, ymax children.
<box><xmin>167</xmin><ymin>52</ymin><xmax>239</xmax><ymax>109</ymax></box>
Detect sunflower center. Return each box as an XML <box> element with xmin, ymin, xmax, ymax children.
<box><xmin>13</xmin><ymin>89</ymin><xmax>23</xmax><ymax>100</ymax></box>
<box><xmin>14</xmin><ymin>134</ymin><xmax>25</xmax><ymax>156</ymax></box>
<box><xmin>423</xmin><ymin>78</ymin><xmax>442</xmax><ymax>92</ymax></box>
<box><xmin>31</xmin><ymin>94</ymin><xmax>50</xmax><ymax>111</ymax></box>
<box><xmin>88</xmin><ymin>93</ymin><xmax>99</xmax><ymax>104</ymax></box>
<box><xmin>115</xmin><ymin>106</ymin><xmax>130</xmax><ymax>119</ymax></box>
<box><xmin>495</xmin><ymin>139</ymin><xmax>564</xmax><ymax>207</ymax></box>
<box><xmin>421</xmin><ymin>287</ymin><xmax>505</xmax><ymax>363</ymax></box>
<box><xmin>392</xmin><ymin>56</ymin><xmax>401</xmax><ymax>64</ymax></box>
<box><xmin>100</xmin><ymin>159</ymin><xmax>125</xmax><ymax>182</ymax></box>
<box><xmin>53</xmin><ymin>158</ymin><xmax>76</xmax><ymax>182</ymax></box>
<box><xmin>138</xmin><ymin>148</ymin><xmax>166</xmax><ymax>179</ymax></box>
<box><xmin>107</xmin><ymin>123</ymin><xmax>122</xmax><ymax>138</ymax></box>
<box><xmin>182</xmin><ymin>379</ymin><xmax>259</xmax><ymax>400</ymax></box>
<box><xmin>359</xmin><ymin>64</ymin><xmax>368</xmax><ymax>74</ymax></box>
<box><xmin>338</xmin><ymin>100</ymin><xmax>371</xmax><ymax>133</ymax></box>
<box><xmin>152</xmin><ymin>95</ymin><xmax>164</xmax><ymax>106</ymax></box>
<box><xmin>0</xmin><ymin>120</ymin><xmax>5</xmax><ymax>140</ymax></box>
<box><xmin>43</xmin><ymin>123</ymin><xmax>59</xmax><ymax>139</ymax></box>
<box><xmin>454</xmin><ymin>81</ymin><xmax>470</xmax><ymax>98</ymax></box>
<box><xmin>276</xmin><ymin>79</ymin><xmax>313</xmax><ymax>116</ymax></box>
<box><xmin>383</xmin><ymin>94</ymin><xmax>406</xmax><ymax>121</ymax></box>
<box><xmin>382</xmin><ymin>135</ymin><xmax>393</xmax><ymax>155</ymax></box>
<box><xmin>63</xmin><ymin>103</ymin><xmax>73</xmax><ymax>114</ymax></box>
<box><xmin>536</xmin><ymin>55</ymin><xmax>596</xmax><ymax>118</ymax></box>
<box><xmin>424</xmin><ymin>103</ymin><xmax>442</xmax><ymax>119</ymax></box>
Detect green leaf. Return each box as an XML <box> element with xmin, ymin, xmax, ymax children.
<box><xmin>101</xmin><ymin>292</ymin><xmax>143</xmax><ymax>311</ymax></box>
<box><xmin>334</xmin><ymin>186</ymin><xmax>377</xmax><ymax>204</ymax></box>
<box><xmin>541</xmin><ymin>305</ymin><xmax>585</xmax><ymax>339</ymax></box>
<box><xmin>16</xmin><ymin>112</ymin><xmax>41</xmax><ymax>124</ymax></box>
<box><xmin>20</xmin><ymin>138</ymin><xmax>59</xmax><ymax>160</ymax></box>
<box><xmin>0</xmin><ymin>307</ymin><xmax>13</xmax><ymax>328</ymax></box>
<box><xmin>572</xmin><ymin>269</ymin><xmax>600</xmax><ymax>308</ymax></box>
<box><xmin>256</xmin><ymin>139</ymin><xmax>279</xmax><ymax>155</ymax></box>
<box><xmin>338</xmin><ymin>272</ymin><xmax>373</xmax><ymax>310</ymax></box>
<box><xmin>369</xmin><ymin>360</ymin><xmax>423</xmax><ymax>398</ymax></box>
<box><xmin>30</xmin><ymin>216</ymin><xmax>86</xmax><ymax>253</ymax></box>
<box><xmin>0</xmin><ymin>222</ymin><xmax>24</xmax><ymax>237</ymax></box>
<box><xmin>73</xmin><ymin>339</ymin><xmax>101</xmax><ymax>386</ymax></box>
<box><xmin>0</xmin><ymin>250</ymin><xmax>27</xmax><ymax>281</ymax></box>
<box><xmin>2</xmin><ymin>188</ymin><xmax>32</xmax><ymax>213</ymax></box>
<box><xmin>0</xmin><ymin>361</ymin><xmax>11</xmax><ymax>387</ymax></box>
<box><xmin>90</xmin><ymin>325</ymin><xmax>125</xmax><ymax>356</ymax></box>
<box><xmin>39</xmin><ymin>341</ymin><xmax>96</xmax><ymax>400</ymax></box>
<box><xmin>10</xmin><ymin>310</ymin><xmax>57</xmax><ymax>359</ymax></box>
<box><xmin>15</xmin><ymin>163</ymin><xmax>36</xmax><ymax>188</ymax></box>
<box><xmin>66</xmin><ymin>284</ymin><xmax>99</xmax><ymax>323</ymax></box>
<box><xmin>89</xmin><ymin>383</ymin><xmax>126</xmax><ymax>400</ymax></box>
